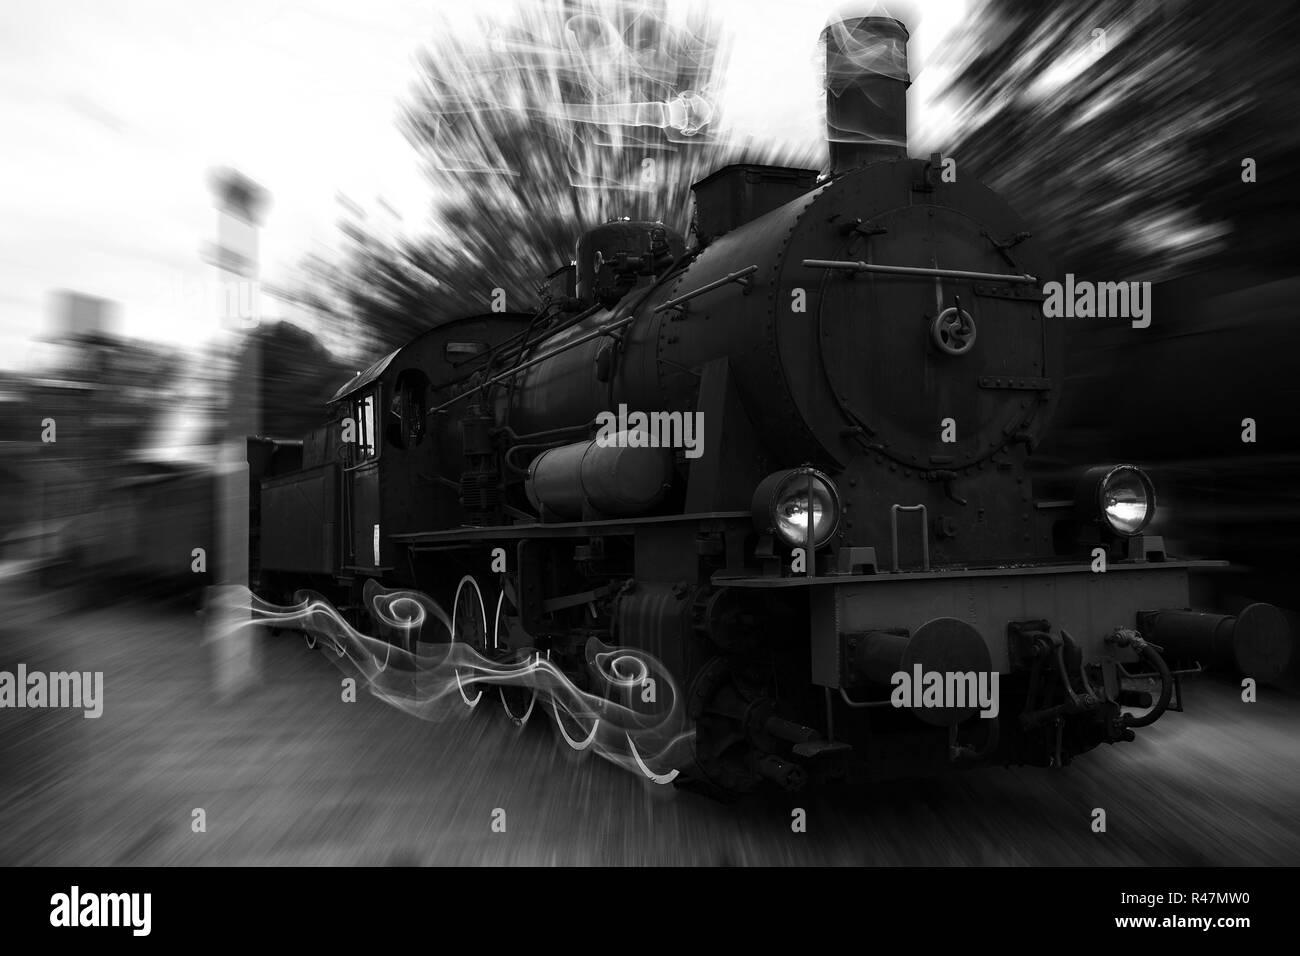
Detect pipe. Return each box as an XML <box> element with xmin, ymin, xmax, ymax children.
<box><xmin>851</xmin><ymin>629</ymin><xmax>909</xmax><ymax>684</ymax></box>
<box><xmin>839</xmin><ymin>686</ymin><xmax>893</xmax><ymax>709</ymax></box>
<box><xmin>652</xmin><ymin>265</ymin><xmax>757</xmax><ymax>314</ymax></box>
<box><xmin>1106</xmin><ymin>628</ymin><xmax>1173</xmax><ymax>728</ymax></box>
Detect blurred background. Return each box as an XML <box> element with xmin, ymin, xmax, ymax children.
<box><xmin>1</xmin><ymin>0</ymin><xmax>1297</xmax><ymax>865</ymax></box>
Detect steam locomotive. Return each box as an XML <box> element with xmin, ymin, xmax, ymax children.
<box><xmin>251</xmin><ymin>15</ymin><xmax>1291</xmax><ymax>794</ymax></box>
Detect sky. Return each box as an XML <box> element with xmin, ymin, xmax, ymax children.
<box><xmin>0</xmin><ymin>0</ymin><xmax>965</xmax><ymax>369</ymax></box>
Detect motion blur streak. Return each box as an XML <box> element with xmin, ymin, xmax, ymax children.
<box><xmin>409</xmin><ymin>0</ymin><xmax>725</xmax><ymax>188</ymax></box>
<box><xmin>213</xmin><ymin>582</ymin><xmax>693</xmax><ymax>787</ymax></box>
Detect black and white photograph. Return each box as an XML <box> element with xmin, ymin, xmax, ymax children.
<box><xmin>0</xmin><ymin>0</ymin><xmax>1295</xmax><ymax>931</ymax></box>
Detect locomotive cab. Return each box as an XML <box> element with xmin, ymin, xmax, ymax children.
<box><xmin>254</xmin><ymin>313</ymin><xmax>534</xmax><ymax>602</ymax></box>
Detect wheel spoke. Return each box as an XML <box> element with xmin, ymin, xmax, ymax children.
<box><xmin>451</xmin><ymin>574</ymin><xmax>487</xmax><ymax>707</ymax></box>
<box><xmin>626</xmin><ymin>733</ymin><xmax>679</xmax><ymax>785</ymax></box>
<box><xmin>500</xmin><ymin>684</ymin><xmax>538</xmax><ymax>725</ymax></box>
<box><xmin>551</xmin><ymin>698</ymin><xmax>599</xmax><ymax>751</ymax></box>
<box><xmin>494</xmin><ymin>589</ymin><xmax>537</xmax><ymax>726</ymax></box>
<box><xmin>372</xmin><ymin>635</ymin><xmax>392</xmax><ymax>673</ymax></box>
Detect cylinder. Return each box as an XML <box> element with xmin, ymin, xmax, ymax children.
<box><xmin>525</xmin><ymin>432</ymin><xmax>674</xmax><ymax>520</ymax></box>
<box><xmin>823</xmin><ymin>16</ymin><xmax>911</xmax><ymax>174</ymax></box>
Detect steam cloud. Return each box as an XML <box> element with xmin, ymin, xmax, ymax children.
<box><xmin>213</xmin><ymin>580</ymin><xmax>693</xmax><ymax>786</ymax></box>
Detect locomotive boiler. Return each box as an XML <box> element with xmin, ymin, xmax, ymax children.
<box><xmin>253</xmin><ymin>14</ymin><xmax>1292</xmax><ymax>795</ymax></box>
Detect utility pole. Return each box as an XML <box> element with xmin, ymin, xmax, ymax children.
<box><xmin>205</xmin><ymin>167</ymin><xmax>268</xmax><ymax>699</ymax></box>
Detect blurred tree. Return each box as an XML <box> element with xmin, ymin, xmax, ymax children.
<box><xmin>221</xmin><ymin>322</ymin><xmax>355</xmax><ymax>439</ymax></box>
<box><xmin>940</xmin><ymin>0</ymin><xmax>1299</xmax><ymax>281</ymax></box>
<box><xmin>281</xmin><ymin>0</ymin><xmax>817</xmax><ymax>363</ymax></box>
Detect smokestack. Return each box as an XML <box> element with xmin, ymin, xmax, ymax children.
<box><xmin>823</xmin><ymin>16</ymin><xmax>911</xmax><ymax>174</ymax></box>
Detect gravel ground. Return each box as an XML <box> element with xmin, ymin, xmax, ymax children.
<box><xmin>1</xmin><ymin>582</ymin><xmax>1297</xmax><ymax>866</ymax></box>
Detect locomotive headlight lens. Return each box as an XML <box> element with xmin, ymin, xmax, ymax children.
<box><xmin>1079</xmin><ymin>464</ymin><xmax>1156</xmax><ymax>536</ymax></box>
<box><xmin>752</xmin><ymin>467</ymin><xmax>842</xmax><ymax>549</ymax></box>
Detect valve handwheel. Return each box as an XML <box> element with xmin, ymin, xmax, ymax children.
<box><xmin>932</xmin><ymin>306</ymin><xmax>977</xmax><ymax>355</ymax></box>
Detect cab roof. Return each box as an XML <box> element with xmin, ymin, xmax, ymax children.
<box><xmin>329</xmin><ymin>348</ymin><xmax>398</xmax><ymax>404</ymax></box>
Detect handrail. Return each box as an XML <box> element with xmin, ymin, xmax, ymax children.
<box><xmin>803</xmin><ymin>259</ymin><xmax>1037</xmax><ymax>284</ymax></box>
